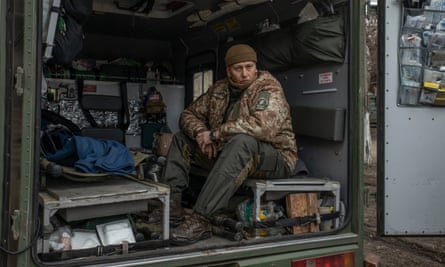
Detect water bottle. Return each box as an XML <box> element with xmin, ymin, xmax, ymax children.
<box><xmin>236</xmin><ymin>198</ymin><xmax>254</xmax><ymax>228</ymax></box>
<box><xmin>423</xmin><ymin>31</ymin><xmax>432</xmax><ymax>46</ymax></box>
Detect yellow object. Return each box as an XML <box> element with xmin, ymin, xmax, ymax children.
<box><xmin>259</xmin><ymin>209</ymin><xmax>267</xmax><ymax>220</ymax></box>
<box><xmin>423</xmin><ymin>81</ymin><xmax>439</xmax><ymax>90</ymax></box>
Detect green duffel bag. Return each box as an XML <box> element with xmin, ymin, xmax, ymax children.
<box><xmin>292</xmin><ymin>13</ymin><xmax>346</xmax><ymax>66</ymax></box>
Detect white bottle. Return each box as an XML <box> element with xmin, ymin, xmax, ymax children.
<box><xmin>423</xmin><ymin>31</ymin><xmax>432</xmax><ymax>46</ymax></box>
<box><xmin>436</xmin><ymin>19</ymin><xmax>445</xmax><ymax>31</ymax></box>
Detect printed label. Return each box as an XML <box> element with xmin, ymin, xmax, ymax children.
<box><xmin>319</xmin><ymin>72</ymin><xmax>333</xmax><ymax>84</ymax></box>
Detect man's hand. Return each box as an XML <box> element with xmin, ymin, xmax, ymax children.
<box><xmin>196</xmin><ymin>131</ymin><xmax>212</xmax><ymax>146</ymax></box>
<box><xmin>196</xmin><ymin>131</ymin><xmax>218</xmax><ymax>159</ymax></box>
<box><xmin>202</xmin><ymin>143</ymin><xmax>218</xmax><ymax>159</ymax></box>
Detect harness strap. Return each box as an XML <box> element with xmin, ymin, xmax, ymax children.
<box><xmin>254</xmin><ymin>211</ymin><xmax>340</xmax><ymax>229</ymax></box>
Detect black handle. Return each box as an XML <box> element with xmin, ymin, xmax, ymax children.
<box><xmin>212</xmin><ymin>226</ymin><xmax>243</xmax><ymax>241</ymax></box>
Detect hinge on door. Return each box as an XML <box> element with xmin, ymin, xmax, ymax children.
<box><xmin>15</xmin><ymin>66</ymin><xmax>24</xmax><ymax>96</ymax></box>
<box><xmin>11</xmin><ymin>210</ymin><xmax>21</xmax><ymax>240</ymax></box>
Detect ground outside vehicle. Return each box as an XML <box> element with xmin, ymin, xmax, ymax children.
<box><xmin>0</xmin><ymin>1</ymin><xmax>366</xmax><ymax>266</ymax></box>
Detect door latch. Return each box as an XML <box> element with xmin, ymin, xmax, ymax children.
<box><xmin>11</xmin><ymin>209</ymin><xmax>21</xmax><ymax>240</ymax></box>
<box><xmin>15</xmin><ymin>66</ymin><xmax>24</xmax><ymax>96</ymax></box>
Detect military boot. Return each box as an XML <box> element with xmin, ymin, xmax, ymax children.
<box><xmin>148</xmin><ymin>193</ymin><xmax>184</xmax><ymax>227</ymax></box>
<box><xmin>170</xmin><ymin>212</ymin><xmax>212</xmax><ymax>246</ymax></box>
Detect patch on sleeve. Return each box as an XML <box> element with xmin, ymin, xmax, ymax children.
<box><xmin>255</xmin><ymin>91</ymin><xmax>270</xmax><ymax>110</ymax></box>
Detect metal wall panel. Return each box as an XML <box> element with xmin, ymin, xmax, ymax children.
<box><xmin>383</xmin><ymin>0</ymin><xmax>445</xmax><ymax>235</ymax></box>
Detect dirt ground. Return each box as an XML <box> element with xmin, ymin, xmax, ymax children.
<box><xmin>363</xmin><ymin>128</ymin><xmax>445</xmax><ymax>267</ymax></box>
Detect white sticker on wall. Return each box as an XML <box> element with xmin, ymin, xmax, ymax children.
<box><xmin>319</xmin><ymin>72</ymin><xmax>333</xmax><ymax>84</ymax></box>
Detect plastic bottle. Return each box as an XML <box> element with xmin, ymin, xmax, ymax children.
<box><xmin>423</xmin><ymin>31</ymin><xmax>432</xmax><ymax>46</ymax></box>
<box><xmin>259</xmin><ymin>201</ymin><xmax>284</xmax><ymax>222</ymax></box>
<box><xmin>436</xmin><ymin>19</ymin><xmax>445</xmax><ymax>31</ymax></box>
<box><xmin>146</xmin><ymin>67</ymin><xmax>155</xmax><ymax>82</ymax></box>
<box><xmin>236</xmin><ymin>198</ymin><xmax>254</xmax><ymax>228</ymax></box>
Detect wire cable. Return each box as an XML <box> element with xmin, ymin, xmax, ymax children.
<box><xmin>0</xmin><ymin>218</ymin><xmax>40</xmax><ymax>255</ymax></box>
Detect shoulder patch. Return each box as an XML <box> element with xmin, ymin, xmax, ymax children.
<box><xmin>256</xmin><ymin>91</ymin><xmax>270</xmax><ymax>110</ymax></box>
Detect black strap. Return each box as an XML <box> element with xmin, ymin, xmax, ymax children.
<box><xmin>76</xmin><ymin>79</ymin><xmax>98</xmax><ymax>128</ymax></box>
<box><xmin>119</xmin><ymin>81</ymin><xmax>130</xmax><ymax>132</ymax></box>
<box><xmin>114</xmin><ymin>0</ymin><xmax>154</xmax><ymax>14</ymax></box>
<box><xmin>76</xmin><ymin>79</ymin><xmax>130</xmax><ymax>131</ymax></box>
<box><xmin>141</xmin><ymin>0</ymin><xmax>155</xmax><ymax>14</ymax></box>
<box><xmin>114</xmin><ymin>0</ymin><xmax>145</xmax><ymax>11</ymax></box>
<box><xmin>254</xmin><ymin>211</ymin><xmax>341</xmax><ymax>229</ymax></box>
<box><xmin>41</xmin><ymin>109</ymin><xmax>81</xmax><ymax>135</ymax></box>
<box><xmin>50</xmin><ymin>6</ymin><xmax>61</xmax><ymax>13</ymax></box>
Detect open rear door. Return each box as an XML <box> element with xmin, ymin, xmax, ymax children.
<box><xmin>378</xmin><ymin>0</ymin><xmax>445</xmax><ymax>235</ymax></box>
<box><xmin>1</xmin><ymin>0</ymin><xmax>40</xmax><ymax>265</ymax></box>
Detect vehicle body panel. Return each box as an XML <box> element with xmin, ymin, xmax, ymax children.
<box><xmin>0</xmin><ymin>0</ymin><xmax>366</xmax><ymax>266</ymax></box>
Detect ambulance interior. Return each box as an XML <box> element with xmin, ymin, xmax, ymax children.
<box><xmin>37</xmin><ymin>0</ymin><xmax>351</xmax><ymax>263</ymax></box>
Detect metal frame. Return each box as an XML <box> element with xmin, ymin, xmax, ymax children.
<box><xmin>39</xmin><ymin>178</ymin><xmax>170</xmax><ymax>253</ymax></box>
<box><xmin>43</xmin><ymin>0</ymin><xmax>61</xmax><ymax>62</ymax></box>
<box><xmin>244</xmin><ymin>178</ymin><xmax>341</xmax><ymax>228</ymax></box>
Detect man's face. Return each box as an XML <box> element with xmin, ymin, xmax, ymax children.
<box><xmin>226</xmin><ymin>61</ymin><xmax>257</xmax><ymax>86</ymax></box>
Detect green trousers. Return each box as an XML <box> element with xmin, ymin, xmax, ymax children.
<box><xmin>161</xmin><ymin>132</ymin><xmax>293</xmax><ymax>217</ymax></box>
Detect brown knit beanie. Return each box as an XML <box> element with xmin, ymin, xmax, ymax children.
<box><xmin>224</xmin><ymin>44</ymin><xmax>257</xmax><ymax>67</ymax></box>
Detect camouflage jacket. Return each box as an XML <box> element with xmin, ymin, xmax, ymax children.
<box><xmin>180</xmin><ymin>70</ymin><xmax>297</xmax><ymax>173</ymax></box>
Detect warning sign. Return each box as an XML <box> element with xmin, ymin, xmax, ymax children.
<box><xmin>83</xmin><ymin>84</ymin><xmax>97</xmax><ymax>93</ymax></box>
<box><xmin>319</xmin><ymin>72</ymin><xmax>333</xmax><ymax>84</ymax></box>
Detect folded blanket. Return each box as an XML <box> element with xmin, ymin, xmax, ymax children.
<box><xmin>74</xmin><ymin>136</ymin><xmax>134</xmax><ymax>174</ymax></box>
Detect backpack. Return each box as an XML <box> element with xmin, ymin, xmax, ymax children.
<box><xmin>144</xmin><ymin>86</ymin><xmax>166</xmax><ymax>115</ymax></box>
<box><xmin>49</xmin><ymin>0</ymin><xmax>93</xmax><ymax>65</ymax></box>
<box><xmin>41</xmin><ymin>110</ymin><xmax>81</xmax><ymax>166</ymax></box>
<box><xmin>41</xmin><ymin>124</ymin><xmax>79</xmax><ymax>166</ymax></box>
<box><xmin>41</xmin><ymin>109</ymin><xmax>81</xmax><ymax>136</ymax></box>
<box><xmin>62</xmin><ymin>0</ymin><xmax>93</xmax><ymax>25</ymax></box>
